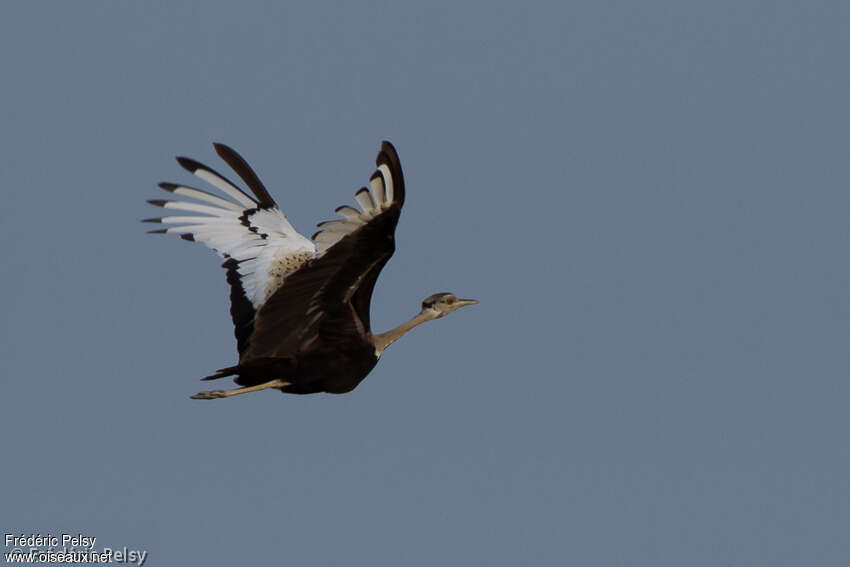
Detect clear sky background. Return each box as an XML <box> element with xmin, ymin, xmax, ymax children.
<box><xmin>1</xmin><ymin>1</ymin><xmax>847</xmax><ymax>565</ymax></box>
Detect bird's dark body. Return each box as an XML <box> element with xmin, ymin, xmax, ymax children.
<box><xmin>233</xmin><ymin>340</ymin><xmax>379</xmax><ymax>394</ymax></box>
<box><xmin>230</xmin><ymin>298</ymin><xmax>381</xmax><ymax>394</ymax></box>
<box><xmin>216</xmin><ymin>200</ymin><xmax>400</xmax><ymax>394</ymax></box>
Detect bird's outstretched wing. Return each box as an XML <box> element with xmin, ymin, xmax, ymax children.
<box><xmin>243</xmin><ymin>141</ymin><xmax>406</xmax><ymax>360</ymax></box>
<box><xmin>311</xmin><ymin>141</ymin><xmax>406</xmax><ymax>253</ymax></box>
<box><xmin>146</xmin><ymin>143</ymin><xmax>316</xmax><ymax>354</ymax></box>
<box><xmin>147</xmin><ymin>141</ymin><xmax>405</xmax><ymax>360</ymax></box>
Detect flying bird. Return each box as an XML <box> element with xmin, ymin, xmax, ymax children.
<box><xmin>146</xmin><ymin>141</ymin><xmax>477</xmax><ymax>399</ymax></box>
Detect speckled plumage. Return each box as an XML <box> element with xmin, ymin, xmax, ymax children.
<box><xmin>264</xmin><ymin>250</ymin><xmax>313</xmax><ymax>299</ymax></box>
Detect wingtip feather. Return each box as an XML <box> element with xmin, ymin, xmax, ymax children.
<box><xmin>212</xmin><ymin>142</ymin><xmax>234</xmax><ymax>154</ymax></box>
<box><xmin>176</xmin><ymin>156</ymin><xmax>201</xmax><ymax>172</ymax></box>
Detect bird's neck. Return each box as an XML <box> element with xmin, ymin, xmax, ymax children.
<box><xmin>373</xmin><ymin>310</ymin><xmax>435</xmax><ymax>356</ymax></box>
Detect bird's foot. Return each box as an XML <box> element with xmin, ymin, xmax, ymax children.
<box><xmin>191</xmin><ymin>389</ymin><xmax>228</xmax><ymax>400</ymax></box>
<box><xmin>189</xmin><ymin>379</ymin><xmax>292</xmax><ymax>400</ymax></box>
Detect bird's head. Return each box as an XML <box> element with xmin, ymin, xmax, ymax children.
<box><xmin>420</xmin><ymin>292</ymin><xmax>479</xmax><ymax>319</ymax></box>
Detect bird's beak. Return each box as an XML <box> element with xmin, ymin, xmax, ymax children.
<box><xmin>456</xmin><ymin>298</ymin><xmax>479</xmax><ymax>307</ymax></box>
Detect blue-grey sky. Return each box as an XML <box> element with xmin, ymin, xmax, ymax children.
<box><xmin>1</xmin><ymin>1</ymin><xmax>847</xmax><ymax>565</ymax></box>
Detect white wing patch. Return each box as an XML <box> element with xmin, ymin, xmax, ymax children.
<box><xmin>312</xmin><ymin>167</ymin><xmax>399</xmax><ymax>254</ymax></box>
<box><xmin>148</xmin><ymin>142</ymin><xmax>403</xmax><ymax>309</ymax></box>
<box><xmin>147</xmin><ymin>179</ymin><xmax>315</xmax><ymax>310</ymax></box>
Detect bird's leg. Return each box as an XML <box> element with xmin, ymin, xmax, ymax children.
<box><xmin>190</xmin><ymin>378</ymin><xmax>291</xmax><ymax>400</ymax></box>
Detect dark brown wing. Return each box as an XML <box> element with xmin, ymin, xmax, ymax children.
<box><xmin>241</xmin><ymin>141</ymin><xmax>406</xmax><ymax>361</ymax></box>
<box><xmin>243</xmin><ymin>206</ymin><xmax>401</xmax><ymax>360</ymax></box>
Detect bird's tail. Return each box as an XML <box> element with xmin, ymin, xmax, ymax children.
<box><xmin>201</xmin><ymin>365</ymin><xmax>239</xmax><ymax>381</ymax></box>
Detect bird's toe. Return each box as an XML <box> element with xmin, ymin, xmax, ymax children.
<box><xmin>191</xmin><ymin>390</ymin><xmax>227</xmax><ymax>400</ymax></box>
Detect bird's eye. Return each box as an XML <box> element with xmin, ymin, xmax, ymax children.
<box><xmin>446</xmin><ymin>297</ymin><xmax>455</xmax><ymax>304</ymax></box>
